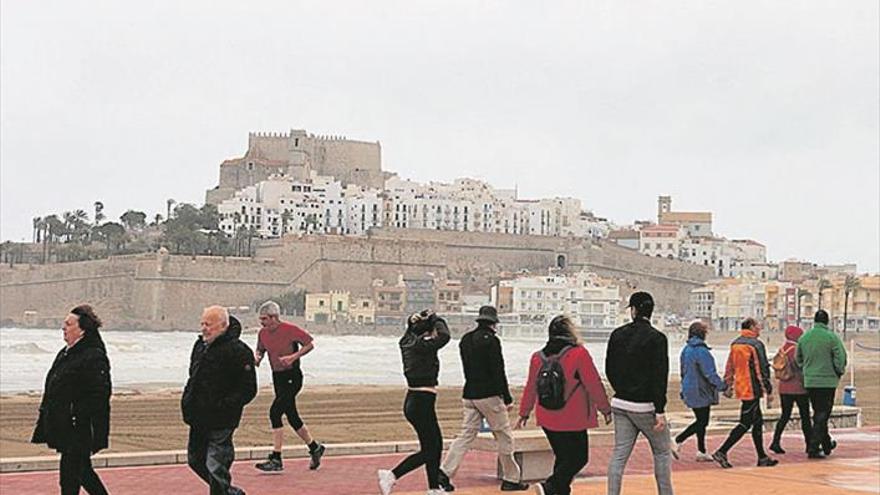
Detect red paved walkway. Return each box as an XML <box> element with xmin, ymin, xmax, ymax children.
<box><xmin>2</xmin><ymin>428</ymin><xmax>877</xmax><ymax>494</ymax></box>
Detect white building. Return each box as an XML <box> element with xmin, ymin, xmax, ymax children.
<box><xmin>494</xmin><ymin>271</ymin><xmax>620</xmax><ymax>329</ymax></box>
<box><xmin>639</xmin><ymin>224</ymin><xmax>686</xmax><ymax>259</ymax></box>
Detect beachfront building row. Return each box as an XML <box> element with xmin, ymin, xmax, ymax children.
<box><xmin>216</xmin><ymin>173</ymin><xmax>613</xmax><ymax>241</ymax></box>
<box><xmin>690</xmin><ymin>274</ymin><xmax>880</xmax><ymax>332</ymax></box>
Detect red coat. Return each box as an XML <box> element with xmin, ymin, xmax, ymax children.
<box><xmin>519</xmin><ymin>345</ymin><xmax>611</xmax><ymax>432</ymax></box>
<box><xmin>777</xmin><ymin>342</ymin><xmax>807</xmax><ymax>396</ymax></box>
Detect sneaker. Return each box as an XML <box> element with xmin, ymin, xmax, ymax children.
<box><xmin>500</xmin><ymin>480</ymin><xmax>530</xmax><ymax>491</ymax></box>
<box><xmin>426</xmin><ymin>490</ymin><xmax>448</xmax><ymax>495</ymax></box>
<box><xmin>533</xmin><ymin>482</ymin><xmax>547</xmax><ymax>495</ymax></box>
<box><xmin>377</xmin><ymin>469</ymin><xmax>396</xmax><ymax>495</ymax></box>
<box><xmin>712</xmin><ymin>451</ymin><xmax>732</xmax><ymax>469</ymax></box>
<box><xmin>254</xmin><ymin>455</ymin><xmax>283</xmax><ymax>472</ymax></box>
<box><xmin>823</xmin><ymin>439</ymin><xmax>837</xmax><ymax>456</ymax></box>
<box><xmin>437</xmin><ymin>470</ymin><xmax>455</xmax><ymax>492</ymax></box>
<box><xmin>757</xmin><ymin>456</ymin><xmax>779</xmax><ymax>467</ymax></box>
<box><xmin>769</xmin><ymin>442</ymin><xmax>785</xmax><ymax>454</ymax></box>
<box><xmin>308</xmin><ymin>443</ymin><xmax>326</xmax><ymax>470</ymax></box>
<box><xmin>807</xmin><ymin>450</ymin><xmax>826</xmax><ymax>459</ymax></box>
<box><xmin>669</xmin><ymin>441</ymin><xmax>681</xmax><ymax>460</ymax></box>
<box><xmin>695</xmin><ymin>452</ymin><xmax>714</xmax><ymax>462</ymax></box>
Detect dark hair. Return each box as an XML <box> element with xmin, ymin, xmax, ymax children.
<box><xmin>688</xmin><ymin>321</ymin><xmax>708</xmax><ymax>340</ymax></box>
<box><xmin>548</xmin><ymin>315</ymin><xmax>581</xmax><ymax>344</ymax></box>
<box><xmin>741</xmin><ymin>317</ymin><xmax>758</xmax><ymax>330</ymax></box>
<box><xmin>70</xmin><ymin>304</ymin><xmax>102</xmax><ymax>334</ymax></box>
<box><xmin>814</xmin><ymin>310</ymin><xmax>830</xmax><ymax>325</ymax></box>
<box><xmin>406</xmin><ymin>309</ymin><xmax>436</xmax><ymax>335</ymax></box>
<box><xmin>635</xmin><ymin>303</ymin><xmax>654</xmax><ymax>319</ymax></box>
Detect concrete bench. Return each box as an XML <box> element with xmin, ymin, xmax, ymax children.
<box><xmin>472</xmin><ymin>405</ymin><xmax>862</xmax><ymax>481</ymax></box>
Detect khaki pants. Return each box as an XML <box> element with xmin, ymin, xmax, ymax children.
<box><xmin>441</xmin><ymin>396</ymin><xmax>521</xmax><ymax>483</ymax></box>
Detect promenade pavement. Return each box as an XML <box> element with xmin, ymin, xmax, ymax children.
<box><xmin>2</xmin><ymin>428</ymin><xmax>877</xmax><ymax>494</ymax></box>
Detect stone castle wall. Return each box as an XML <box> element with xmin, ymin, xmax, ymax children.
<box><xmin>1</xmin><ymin>230</ymin><xmax>714</xmax><ymax>331</ymax></box>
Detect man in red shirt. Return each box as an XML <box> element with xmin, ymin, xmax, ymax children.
<box><xmin>253</xmin><ymin>301</ymin><xmax>325</xmax><ymax>472</ymax></box>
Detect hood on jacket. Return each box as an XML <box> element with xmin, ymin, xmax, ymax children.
<box><xmin>686</xmin><ymin>336</ymin><xmax>710</xmax><ymax>349</ymax></box>
<box><xmin>740</xmin><ymin>329</ymin><xmax>759</xmax><ymax>339</ymax></box>
<box><xmin>784</xmin><ymin>325</ymin><xmax>804</xmax><ymax>342</ymax></box>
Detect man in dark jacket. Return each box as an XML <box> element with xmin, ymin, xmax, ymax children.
<box><xmin>32</xmin><ymin>304</ymin><xmax>112</xmax><ymax>495</ymax></box>
<box><xmin>605</xmin><ymin>292</ymin><xmax>673</xmax><ymax>495</ymax></box>
<box><xmin>182</xmin><ymin>306</ymin><xmax>257</xmax><ymax>495</ymax></box>
<box><xmin>438</xmin><ymin>306</ymin><xmax>528</xmax><ymax>492</ymax></box>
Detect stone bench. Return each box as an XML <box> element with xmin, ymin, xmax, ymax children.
<box><xmin>472</xmin><ymin>406</ymin><xmax>862</xmax><ymax>481</ymax></box>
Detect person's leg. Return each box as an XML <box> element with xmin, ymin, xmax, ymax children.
<box><xmin>808</xmin><ymin>388</ymin><xmax>834</xmax><ymax>454</ymax></box>
<box><xmin>59</xmin><ymin>450</ymin><xmax>84</xmax><ymax>495</ymax></box>
<box><xmin>606</xmin><ymin>409</ymin><xmax>639</xmax><ymax>495</ymax></box>
<box><xmin>628</xmin><ymin>412</ymin><xmax>674</xmax><ymax>495</ymax></box>
<box><xmin>749</xmin><ymin>401</ymin><xmax>768</xmax><ymax>459</ymax></box>
<box><xmin>79</xmin><ymin>454</ymin><xmax>108</xmax><ymax>495</ymax></box>
<box><xmin>392</xmin><ymin>391</ymin><xmax>429</xmax><ymax>480</ymax></box>
<box><xmin>441</xmin><ymin>399</ymin><xmax>481</xmax><ymax>478</ymax></box>
<box><xmin>205</xmin><ymin>428</ymin><xmax>242</xmax><ymax>495</ymax></box>
<box><xmin>187</xmin><ymin>427</ymin><xmax>211</xmax><ymax>484</ymax></box>
<box><xmin>476</xmin><ymin>396</ymin><xmax>522</xmax><ymax>484</ymax></box>
<box><xmin>422</xmin><ymin>394</ymin><xmax>443</xmax><ymax>490</ymax></box>
<box><xmin>771</xmin><ymin>394</ymin><xmax>795</xmax><ymax>451</ymax></box>
<box><xmin>543</xmin><ymin>429</ymin><xmax>587</xmax><ymax>495</ymax></box>
<box><xmin>819</xmin><ymin>388</ymin><xmax>837</xmax><ymax>453</ymax></box>
<box><xmin>717</xmin><ymin>401</ymin><xmax>754</xmax><ymax>454</ymax></box>
<box><xmin>694</xmin><ymin>406</ymin><xmax>710</xmax><ymax>454</ymax></box>
<box><xmin>256</xmin><ymin>373</ymin><xmax>290</xmax><ymax>471</ymax></box>
<box><xmin>794</xmin><ymin>394</ymin><xmax>812</xmax><ymax>452</ymax></box>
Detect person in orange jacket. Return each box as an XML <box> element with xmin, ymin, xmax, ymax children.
<box><xmin>711</xmin><ymin>318</ymin><xmax>778</xmax><ymax>469</ymax></box>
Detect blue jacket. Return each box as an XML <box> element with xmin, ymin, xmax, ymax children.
<box><xmin>679</xmin><ymin>336</ymin><xmax>727</xmax><ymax>409</ymax></box>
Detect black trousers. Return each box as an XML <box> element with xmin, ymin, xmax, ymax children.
<box><xmin>392</xmin><ymin>390</ymin><xmax>443</xmax><ymax>489</ymax></box>
<box><xmin>59</xmin><ymin>450</ymin><xmax>107</xmax><ymax>495</ymax></box>
<box><xmin>675</xmin><ymin>406</ymin><xmax>711</xmax><ymax>453</ymax></box>
<box><xmin>270</xmin><ymin>369</ymin><xmax>305</xmax><ymax>430</ymax></box>
<box><xmin>807</xmin><ymin>387</ymin><xmax>836</xmax><ymax>453</ymax></box>
<box><xmin>718</xmin><ymin>399</ymin><xmax>766</xmax><ymax>458</ymax></box>
<box><xmin>772</xmin><ymin>394</ymin><xmax>811</xmax><ymax>449</ymax></box>
<box><xmin>187</xmin><ymin>427</ymin><xmax>244</xmax><ymax>495</ymax></box>
<box><xmin>542</xmin><ymin>429</ymin><xmax>588</xmax><ymax>495</ymax></box>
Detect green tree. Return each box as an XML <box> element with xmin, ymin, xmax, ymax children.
<box><xmin>817</xmin><ymin>278</ymin><xmax>832</xmax><ymax>311</ymax></box>
<box><xmin>120</xmin><ymin>210</ymin><xmax>147</xmax><ymax>231</ymax></box>
<box><xmin>94</xmin><ymin>201</ymin><xmax>105</xmax><ymax>225</ymax></box>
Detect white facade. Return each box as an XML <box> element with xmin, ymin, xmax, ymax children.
<box><xmin>496</xmin><ymin>272</ymin><xmax>620</xmax><ymax>329</ymax></box>
<box><xmin>639</xmin><ymin>225</ymin><xmax>685</xmax><ymax>259</ymax></box>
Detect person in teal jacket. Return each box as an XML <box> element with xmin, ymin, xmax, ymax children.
<box><xmin>795</xmin><ymin>310</ymin><xmax>847</xmax><ymax>459</ymax></box>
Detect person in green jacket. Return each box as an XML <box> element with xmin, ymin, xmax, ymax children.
<box><xmin>795</xmin><ymin>310</ymin><xmax>847</xmax><ymax>459</ymax></box>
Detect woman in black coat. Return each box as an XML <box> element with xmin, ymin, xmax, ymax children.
<box><xmin>32</xmin><ymin>304</ymin><xmax>112</xmax><ymax>495</ymax></box>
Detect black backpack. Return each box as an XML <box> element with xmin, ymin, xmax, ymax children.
<box><xmin>536</xmin><ymin>345</ymin><xmax>582</xmax><ymax>410</ymax></box>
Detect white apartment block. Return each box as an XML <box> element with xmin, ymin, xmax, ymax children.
<box><xmin>496</xmin><ymin>272</ymin><xmax>620</xmax><ymax>329</ymax></box>
<box><xmin>639</xmin><ymin>224</ymin><xmax>685</xmax><ymax>259</ymax></box>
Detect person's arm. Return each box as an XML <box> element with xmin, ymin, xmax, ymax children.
<box><xmin>605</xmin><ymin>331</ymin><xmax>620</xmax><ymax>392</ymax></box>
<box><xmin>412</xmin><ymin>316</ymin><xmax>451</xmax><ymax>352</ymax></box>
<box><xmin>219</xmin><ymin>346</ymin><xmax>258</xmax><ymax>410</ymax></box>
<box><xmin>487</xmin><ymin>335</ymin><xmax>513</xmax><ymax>405</ymax></box>
<box><xmin>254</xmin><ymin>334</ymin><xmax>265</xmax><ymax>366</ymax></box>
<box><xmin>517</xmin><ymin>354</ymin><xmax>539</xmax><ymax>428</ymax></box>
<box><xmin>756</xmin><ymin>341</ymin><xmax>773</xmax><ymax>396</ymax></box>
<box><xmin>795</xmin><ymin>340</ymin><xmax>804</xmax><ymax>368</ymax></box>
<box><xmin>279</xmin><ymin>326</ymin><xmax>315</xmax><ymax>365</ymax></box>
<box><xmin>652</xmin><ymin>334</ymin><xmax>669</xmax><ymax>414</ymax></box>
<box><xmin>832</xmin><ymin>335</ymin><xmax>847</xmax><ymax>377</ymax></box>
<box><xmin>579</xmin><ymin>347</ymin><xmax>611</xmax><ymax>419</ymax></box>
<box><xmin>697</xmin><ymin>348</ymin><xmax>727</xmax><ymax>391</ymax></box>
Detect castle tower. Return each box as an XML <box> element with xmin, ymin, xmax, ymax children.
<box><xmin>658</xmin><ymin>195</ymin><xmax>672</xmax><ymax>223</ymax></box>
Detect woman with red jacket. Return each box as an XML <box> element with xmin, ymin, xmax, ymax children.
<box><xmin>517</xmin><ymin>315</ymin><xmax>612</xmax><ymax>495</ymax></box>
<box><xmin>769</xmin><ymin>325</ymin><xmax>812</xmax><ymax>454</ymax></box>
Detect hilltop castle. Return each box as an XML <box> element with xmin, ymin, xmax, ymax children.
<box><xmin>206</xmin><ymin>129</ymin><xmax>387</xmax><ymax>205</ymax></box>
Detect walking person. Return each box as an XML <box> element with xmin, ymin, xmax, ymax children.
<box><xmin>674</xmin><ymin>321</ymin><xmax>727</xmax><ymax>462</ymax></box>
<box><xmin>378</xmin><ymin>310</ymin><xmax>451</xmax><ymax>495</ymax></box>
<box><xmin>437</xmin><ymin>306</ymin><xmax>528</xmax><ymax>492</ymax></box>
<box><xmin>711</xmin><ymin>318</ymin><xmax>778</xmax><ymax>469</ymax></box>
<box><xmin>32</xmin><ymin>305</ymin><xmax>112</xmax><ymax>495</ymax></box>
<box><xmin>182</xmin><ymin>306</ymin><xmax>257</xmax><ymax>495</ymax></box>
<box><xmin>768</xmin><ymin>325</ymin><xmax>811</xmax><ymax>455</ymax></box>
<box><xmin>796</xmin><ymin>310</ymin><xmax>847</xmax><ymax>459</ymax></box>
<box><xmin>517</xmin><ymin>315</ymin><xmax>612</xmax><ymax>495</ymax></box>
<box><xmin>605</xmin><ymin>291</ymin><xmax>674</xmax><ymax>495</ymax></box>
<box><xmin>253</xmin><ymin>301</ymin><xmax>325</xmax><ymax>472</ymax></box>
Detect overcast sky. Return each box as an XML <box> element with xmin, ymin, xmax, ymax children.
<box><xmin>2</xmin><ymin>1</ymin><xmax>878</xmax><ymax>271</ymax></box>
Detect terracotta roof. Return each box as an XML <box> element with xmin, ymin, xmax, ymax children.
<box><xmin>660</xmin><ymin>211</ymin><xmax>712</xmax><ymax>223</ymax></box>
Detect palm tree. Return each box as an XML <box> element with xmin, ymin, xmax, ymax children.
<box><xmin>32</xmin><ymin>217</ymin><xmax>42</xmax><ymax>243</ymax></box>
<box><xmin>817</xmin><ymin>278</ymin><xmax>832</xmax><ymax>311</ymax></box>
<box><xmin>166</xmin><ymin>199</ymin><xmax>177</xmax><ymax>221</ymax></box>
<box><xmin>63</xmin><ymin>211</ymin><xmax>76</xmax><ymax>242</ymax></box>
<box><xmin>842</xmin><ymin>275</ymin><xmax>861</xmax><ymax>340</ymax></box>
<box><xmin>94</xmin><ymin>201</ymin><xmax>105</xmax><ymax>225</ymax></box>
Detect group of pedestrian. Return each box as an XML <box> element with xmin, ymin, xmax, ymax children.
<box><xmin>31</xmin><ymin>296</ymin><xmax>848</xmax><ymax>495</ymax></box>
<box><xmin>673</xmin><ymin>310</ymin><xmax>848</xmax><ymax>471</ymax></box>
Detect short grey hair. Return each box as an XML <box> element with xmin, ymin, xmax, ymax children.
<box><xmin>259</xmin><ymin>300</ymin><xmax>281</xmax><ymax>317</ymax></box>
